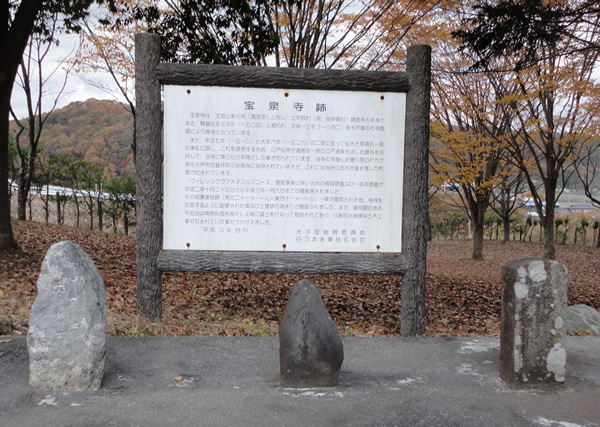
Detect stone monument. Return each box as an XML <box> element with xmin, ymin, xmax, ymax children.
<box><xmin>500</xmin><ymin>258</ymin><xmax>567</xmax><ymax>389</ymax></box>
<box><xmin>28</xmin><ymin>241</ymin><xmax>107</xmax><ymax>390</ymax></box>
<box><xmin>279</xmin><ymin>279</ymin><xmax>344</xmax><ymax>387</ymax></box>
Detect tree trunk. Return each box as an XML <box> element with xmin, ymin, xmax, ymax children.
<box><xmin>17</xmin><ymin>188</ymin><xmax>27</xmax><ymax>220</ymax></box>
<box><xmin>503</xmin><ymin>217</ymin><xmax>510</xmax><ymax>243</ymax></box>
<box><xmin>471</xmin><ymin>203</ymin><xmax>486</xmax><ymax>260</ymax></box>
<box><xmin>542</xmin><ymin>217</ymin><xmax>556</xmax><ymax>259</ymax></box>
<box><xmin>541</xmin><ymin>180</ymin><xmax>558</xmax><ymax>258</ymax></box>
<box><xmin>0</xmin><ymin>107</ymin><xmax>16</xmax><ymax>248</ymax></box>
<box><xmin>44</xmin><ymin>187</ymin><xmax>49</xmax><ymax>224</ymax></box>
<box><xmin>597</xmin><ymin>229</ymin><xmax>600</xmax><ymax>248</ymax></box>
<box><xmin>136</xmin><ymin>32</ymin><xmax>164</xmax><ymax>321</ymax></box>
<box><xmin>400</xmin><ymin>45</ymin><xmax>431</xmax><ymax>336</ymax></box>
<box><xmin>472</xmin><ymin>220</ymin><xmax>484</xmax><ymax>260</ymax></box>
<box><xmin>97</xmin><ymin>199</ymin><xmax>103</xmax><ymax>231</ymax></box>
<box><xmin>132</xmin><ymin>113</ymin><xmax>137</xmax><ymax>165</ymax></box>
<box><xmin>89</xmin><ymin>202</ymin><xmax>94</xmax><ymax>230</ymax></box>
<box><xmin>124</xmin><ymin>211</ymin><xmax>129</xmax><ymax>236</ymax></box>
<box><xmin>56</xmin><ymin>193</ymin><xmax>61</xmax><ymax>224</ymax></box>
<box><xmin>0</xmin><ymin>88</ymin><xmax>17</xmax><ymax>248</ymax></box>
<box><xmin>0</xmin><ymin>0</ymin><xmax>43</xmax><ymax>250</ymax></box>
<box><xmin>75</xmin><ymin>198</ymin><xmax>80</xmax><ymax>227</ymax></box>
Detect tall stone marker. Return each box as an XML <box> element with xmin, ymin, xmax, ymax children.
<box><xmin>500</xmin><ymin>258</ymin><xmax>567</xmax><ymax>389</ymax></box>
<box><xmin>28</xmin><ymin>241</ymin><xmax>107</xmax><ymax>391</ymax></box>
<box><xmin>279</xmin><ymin>280</ymin><xmax>344</xmax><ymax>387</ymax></box>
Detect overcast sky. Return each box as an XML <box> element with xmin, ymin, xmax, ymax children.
<box><xmin>10</xmin><ymin>33</ymin><xmax>123</xmax><ymax>120</ymax></box>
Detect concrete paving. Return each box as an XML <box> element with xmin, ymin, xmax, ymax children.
<box><xmin>1</xmin><ymin>336</ymin><xmax>599</xmax><ymax>426</ymax></box>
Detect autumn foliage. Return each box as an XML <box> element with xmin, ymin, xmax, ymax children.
<box><xmin>10</xmin><ymin>99</ymin><xmax>135</xmax><ymax>178</ymax></box>
<box><xmin>1</xmin><ymin>220</ymin><xmax>598</xmax><ymax>337</ymax></box>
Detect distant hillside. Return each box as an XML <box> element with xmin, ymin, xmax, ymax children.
<box><xmin>10</xmin><ymin>98</ymin><xmax>134</xmax><ymax>177</ymax></box>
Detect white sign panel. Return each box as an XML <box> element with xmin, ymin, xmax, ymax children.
<box><xmin>163</xmin><ymin>85</ymin><xmax>405</xmax><ymax>253</ymax></box>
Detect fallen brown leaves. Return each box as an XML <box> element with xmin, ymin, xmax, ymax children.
<box><xmin>1</xmin><ymin>221</ymin><xmax>598</xmax><ymax>337</ymax></box>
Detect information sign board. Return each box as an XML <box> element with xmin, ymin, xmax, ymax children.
<box><xmin>163</xmin><ymin>85</ymin><xmax>405</xmax><ymax>253</ymax></box>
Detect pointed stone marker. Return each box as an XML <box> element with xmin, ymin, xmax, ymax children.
<box><xmin>279</xmin><ymin>279</ymin><xmax>344</xmax><ymax>387</ymax></box>
<box><xmin>28</xmin><ymin>241</ymin><xmax>107</xmax><ymax>390</ymax></box>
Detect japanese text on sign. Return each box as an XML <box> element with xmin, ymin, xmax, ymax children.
<box><xmin>163</xmin><ymin>85</ymin><xmax>405</xmax><ymax>252</ymax></box>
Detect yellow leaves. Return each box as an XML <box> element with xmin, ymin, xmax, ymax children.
<box><xmin>431</xmin><ymin>111</ymin><xmax>508</xmax><ymax>198</ymax></box>
<box><xmin>429</xmin><ymin>173</ymin><xmax>448</xmax><ymax>189</ymax></box>
<box><xmin>498</xmin><ymin>93</ymin><xmax>524</xmax><ymax>106</ymax></box>
<box><xmin>433</xmin><ymin>126</ymin><xmax>503</xmax><ymax>157</ymax></box>
<box><xmin>571</xmin><ymin>329</ymin><xmax>595</xmax><ymax>337</ymax></box>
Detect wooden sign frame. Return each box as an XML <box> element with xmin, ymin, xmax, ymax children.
<box><xmin>135</xmin><ymin>32</ymin><xmax>430</xmax><ymax>334</ymax></box>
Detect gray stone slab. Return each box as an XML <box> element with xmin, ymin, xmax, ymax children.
<box><xmin>1</xmin><ymin>336</ymin><xmax>599</xmax><ymax>426</ymax></box>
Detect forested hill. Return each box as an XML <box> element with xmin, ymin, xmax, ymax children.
<box><xmin>12</xmin><ymin>99</ymin><xmax>134</xmax><ymax>177</ymax></box>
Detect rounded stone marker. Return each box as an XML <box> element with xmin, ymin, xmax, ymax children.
<box><xmin>279</xmin><ymin>279</ymin><xmax>344</xmax><ymax>387</ymax></box>
<box><xmin>28</xmin><ymin>241</ymin><xmax>107</xmax><ymax>391</ymax></box>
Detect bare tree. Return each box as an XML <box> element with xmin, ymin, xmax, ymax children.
<box><xmin>575</xmin><ymin>140</ymin><xmax>600</xmax><ymax>208</ymax></box>
<box><xmin>489</xmin><ymin>166</ymin><xmax>527</xmax><ymax>242</ymax></box>
<box><xmin>10</xmin><ymin>14</ymin><xmax>79</xmax><ymax>221</ymax></box>
<box><xmin>270</xmin><ymin>0</ymin><xmax>439</xmax><ymax>69</ymax></box>
<box><xmin>76</xmin><ymin>14</ymin><xmax>138</xmax><ymax>161</ymax></box>
<box><xmin>78</xmin><ymin>160</ymin><xmax>103</xmax><ymax>231</ymax></box>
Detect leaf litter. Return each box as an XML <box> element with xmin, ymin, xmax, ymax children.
<box><xmin>1</xmin><ymin>221</ymin><xmax>598</xmax><ymax>337</ymax></box>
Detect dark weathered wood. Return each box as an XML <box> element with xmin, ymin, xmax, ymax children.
<box><xmin>401</xmin><ymin>45</ymin><xmax>431</xmax><ymax>337</ymax></box>
<box><xmin>157</xmin><ymin>250</ymin><xmax>406</xmax><ymax>275</ymax></box>
<box><xmin>135</xmin><ymin>33</ymin><xmax>163</xmax><ymax>321</ymax></box>
<box><xmin>157</xmin><ymin>63</ymin><xmax>411</xmax><ymax>93</ymax></box>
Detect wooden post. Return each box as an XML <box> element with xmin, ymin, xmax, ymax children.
<box><xmin>135</xmin><ymin>32</ymin><xmax>163</xmax><ymax>320</ymax></box>
<box><xmin>401</xmin><ymin>45</ymin><xmax>431</xmax><ymax>336</ymax></box>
